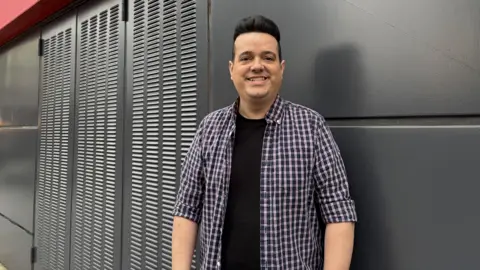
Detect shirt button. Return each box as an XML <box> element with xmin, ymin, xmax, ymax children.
<box><xmin>217</xmin><ymin>261</ymin><xmax>221</xmax><ymax>267</ymax></box>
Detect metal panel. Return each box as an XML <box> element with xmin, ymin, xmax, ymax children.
<box><xmin>0</xmin><ymin>32</ymin><xmax>40</xmax><ymax>127</ymax></box>
<box><xmin>71</xmin><ymin>0</ymin><xmax>125</xmax><ymax>269</ymax></box>
<box><xmin>330</xmin><ymin>126</ymin><xmax>480</xmax><ymax>270</ymax></box>
<box><xmin>0</xmin><ymin>129</ymin><xmax>36</xmax><ymax>232</ymax></box>
<box><xmin>123</xmin><ymin>0</ymin><xmax>201</xmax><ymax>269</ymax></box>
<box><xmin>34</xmin><ymin>13</ymin><xmax>76</xmax><ymax>270</ymax></box>
<box><xmin>195</xmin><ymin>0</ymin><xmax>210</xmax><ymax>122</ymax></box>
<box><xmin>123</xmin><ymin>0</ymin><xmax>163</xmax><ymax>269</ymax></box>
<box><xmin>162</xmin><ymin>2</ymin><xmax>179</xmax><ymax>266</ymax></box>
<box><xmin>210</xmin><ymin>0</ymin><xmax>480</xmax><ymax>118</ymax></box>
<box><xmin>0</xmin><ymin>216</ymin><xmax>32</xmax><ymax>270</ymax></box>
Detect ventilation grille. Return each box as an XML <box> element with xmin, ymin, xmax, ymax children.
<box><xmin>161</xmin><ymin>1</ymin><xmax>178</xmax><ymax>269</ymax></box>
<box><xmin>179</xmin><ymin>1</ymin><xmax>198</xmax><ymax>266</ymax></box>
<box><xmin>180</xmin><ymin>0</ymin><xmax>197</xmax><ymax>163</ymax></box>
<box><xmin>162</xmin><ymin>0</ymin><xmax>198</xmax><ymax>268</ymax></box>
<box><xmin>73</xmin><ymin>5</ymin><xmax>120</xmax><ymax>270</ymax></box>
<box><xmin>129</xmin><ymin>0</ymin><xmax>161</xmax><ymax>269</ymax></box>
<box><xmin>126</xmin><ymin>0</ymin><xmax>198</xmax><ymax>269</ymax></box>
<box><xmin>37</xmin><ymin>29</ymin><xmax>72</xmax><ymax>270</ymax></box>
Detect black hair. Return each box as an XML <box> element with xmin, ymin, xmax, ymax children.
<box><xmin>232</xmin><ymin>15</ymin><xmax>282</xmax><ymax>61</ymax></box>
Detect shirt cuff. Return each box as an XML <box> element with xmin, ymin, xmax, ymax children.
<box><xmin>321</xmin><ymin>199</ymin><xmax>358</xmax><ymax>224</ymax></box>
<box><xmin>173</xmin><ymin>202</ymin><xmax>202</xmax><ymax>224</ymax></box>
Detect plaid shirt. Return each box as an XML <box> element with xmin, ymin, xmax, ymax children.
<box><xmin>173</xmin><ymin>95</ymin><xmax>357</xmax><ymax>269</ymax></box>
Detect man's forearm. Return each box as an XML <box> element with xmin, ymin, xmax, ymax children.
<box><xmin>172</xmin><ymin>216</ymin><xmax>198</xmax><ymax>270</ymax></box>
<box><xmin>323</xmin><ymin>222</ymin><xmax>355</xmax><ymax>270</ymax></box>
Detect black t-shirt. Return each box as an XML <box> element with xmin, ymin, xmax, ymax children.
<box><xmin>221</xmin><ymin>113</ymin><xmax>265</xmax><ymax>270</ymax></box>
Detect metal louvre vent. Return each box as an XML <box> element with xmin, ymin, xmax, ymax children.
<box><xmin>161</xmin><ymin>0</ymin><xmax>178</xmax><ymax>269</ymax></box>
<box><xmin>180</xmin><ymin>1</ymin><xmax>198</xmax><ymax>266</ymax></box>
<box><xmin>36</xmin><ymin>28</ymin><xmax>73</xmax><ymax>270</ymax></box>
<box><xmin>163</xmin><ymin>0</ymin><xmax>198</xmax><ymax>268</ymax></box>
<box><xmin>180</xmin><ymin>2</ymin><xmax>198</xmax><ymax>266</ymax></box>
<box><xmin>129</xmin><ymin>0</ymin><xmax>162</xmax><ymax>269</ymax></box>
<box><xmin>127</xmin><ymin>0</ymin><xmax>198</xmax><ymax>268</ymax></box>
<box><xmin>180</xmin><ymin>0</ymin><xmax>197</xmax><ymax>165</ymax></box>
<box><xmin>73</xmin><ymin>5</ymin><xmax>120</xmax><ymax>270</ymax></box>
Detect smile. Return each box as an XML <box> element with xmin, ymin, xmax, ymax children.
<box><xmin>246</xmin><ymin>77</ymin><xmax>268</xmax><ymax>81</ymax></box>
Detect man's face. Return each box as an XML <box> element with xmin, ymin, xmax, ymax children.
<box><xmin>229</xmin><ymin>32</ymin><xmax>285</xmax><ymax>104</ymax></box>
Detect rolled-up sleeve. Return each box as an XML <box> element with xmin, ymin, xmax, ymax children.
<box><xmin>313</xmin><ymin>118</ymin><xmax>357</xmax><ymax>224</ymax></box>
<box><xmin>172</xmin><ymin>120</ymin><xmax>205</xmax><ymax>224</ymax></box>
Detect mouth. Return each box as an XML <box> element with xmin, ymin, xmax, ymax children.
<box><xmin>246</xmin><ymin>76</ymin><xmax>269</xmax><ymax>81</ymax></box>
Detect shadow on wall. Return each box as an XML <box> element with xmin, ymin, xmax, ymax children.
<box><xmin>314</xmin><ymin>44</ymin><xmax>394</xmax><ymax>269</ymax></box>
<box><xmin>314</xmin><ymin>43</ymin><xmax>366</xmax><ymax>118</ymax></box>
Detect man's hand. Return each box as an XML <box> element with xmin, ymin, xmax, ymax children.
<box><xmin>323</xmin><ymin>222</ymin><xmax>355</xmax><ymax>270</ymax></box>
<box><xmin>172</xmin><ymin>216</ymin><xmax>198</xmax><ymax>270</ymax></box>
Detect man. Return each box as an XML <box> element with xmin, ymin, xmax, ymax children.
<box><xmin>172</xmin><ymin>15</ymin><xmax>357</xmax><ymax>270</ymax></box>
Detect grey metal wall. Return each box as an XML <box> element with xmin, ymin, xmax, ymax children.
<box><xmin>0</xmin><ymin>29</ymin><xmax>39</xmax><ymax>270</ymax></box>
<box><xmin>33</xmin><ymin>0</ymin><xmax>209</xmax><ymax>269</ymax></box>
<box><xmin>71</xmin><ymin>1</ymin><xmax>125</xmax><ymax>269</ymax></box>
<box><xmin>0</xmin><ymin>216</ymin><xmax>32</xmax><ymax>270</ymax></box>
<box><xmin>122</xmin><ymin>0</ymin><xmax>208</xmax><ymax>269</ymax></box>
<box><xmin>34</xmin><ymin>0</ymin><xmax>127</xmax><ymax>269</ymax></box>
<box><xmin>35</xmin><ymin>10</ymin><xmax>76</xmax><ymax>270</ymax></box>
<box><xmin>210</xmin><ymin>0</ymin><xmax>480</xmax><ymax>269</ymax></box>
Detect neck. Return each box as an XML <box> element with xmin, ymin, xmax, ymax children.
<box><xmin>238</xmin><ymin>96</ymin><xmax>276</xmax><ymax>119</ymax></box>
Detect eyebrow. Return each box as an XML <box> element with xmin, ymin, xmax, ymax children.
<box><xmin>239</xmin><ymin>51</ymin><xmax>276</xmax><ymax>57</ymax></box>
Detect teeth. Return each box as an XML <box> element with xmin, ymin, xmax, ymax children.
<box><xmin>248</xmin><ymin>77</ymin><xmax>267</xmax><ymax>81</ymax></box>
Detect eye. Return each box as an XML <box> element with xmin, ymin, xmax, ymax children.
<box><xmin>239</xmin><ymin>55</ymin><xmax>251</xmax><ymax>61</ymax></box>
<box><xmin>264</xmin><ymin>55</ymin><xmax>275</xmax><ymax>61</ymax></box>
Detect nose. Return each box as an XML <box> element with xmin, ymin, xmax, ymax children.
<box><xmin>250</xmin><ymin>58</ymin><xmax>264</xmax><ymax>72</ymax></box>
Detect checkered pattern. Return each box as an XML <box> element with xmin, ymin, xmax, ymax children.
<box><xmin>173</xmin><ymin>95</ymin><xmax>357</xmax><ymax>269</ymax></box>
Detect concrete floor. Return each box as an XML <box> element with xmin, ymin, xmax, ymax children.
<box><xmin>0</xmin><ymin>215</ymin><xmax>32</xmax><ymax>270</ymax></box>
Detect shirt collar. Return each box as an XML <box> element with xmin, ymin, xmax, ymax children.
<box><xmin>229</xmin><ymin>94</ymin><xmax>285</xmax><ymax>125</ymax></box>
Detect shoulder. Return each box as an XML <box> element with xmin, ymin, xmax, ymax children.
<box><xmin>195</xmin><ymin>104</ymin><xmax>233</xmax><ymax>146</ymax></box>
<box><xmin>198</xmin><ymin>105</ymin><xmax>232</xmax><ymax>130</ymax></box>
<box><xmin>282</xmin><ymin>99</ymin><xmax>338</xmax><ymax>149</ymax></box>
<box><xmin>283</xmin><ymin>99</ymin><xmax>327</xmax><ymax>129</ymax></box>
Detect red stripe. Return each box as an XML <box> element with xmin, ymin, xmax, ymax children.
<box><xmin>0</xmin><ymin>0</ymin><xmax>38</xmax><ymax>29</ymax></box>
<box><xmin>0</xmin><ymin>0</ymin><xmax>73</xmax><ymax>48</ymax></box>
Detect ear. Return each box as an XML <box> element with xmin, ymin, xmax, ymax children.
<box><xmin>229</xmin><ymin>60</ymin><xmax>234</xmax><ymax>80</ymax></box>
<box><xmin>280</xmin><ymin>59</ymin><xmax>286</xmax><ymax>78</ymax></box>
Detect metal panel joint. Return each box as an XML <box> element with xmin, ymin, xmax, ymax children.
<box><xmin>30</xmin><ymin>246</ymin><xmax>37</xmax><ymax>263</ymax></box>
<box><xmin>38</xmin><ymin>38</ymin><xmax>44</xmax><ymax>56</ymax></box>
<box><xmin>121</xmin><ymin>0</ymin><xmax>129</xmax><ymax>22</ymax></box>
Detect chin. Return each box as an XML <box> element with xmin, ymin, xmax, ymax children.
<box><xmin>245</xmin><ymin>89</ymin><xmax>270</xmax><ymax>99</ymax></box>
